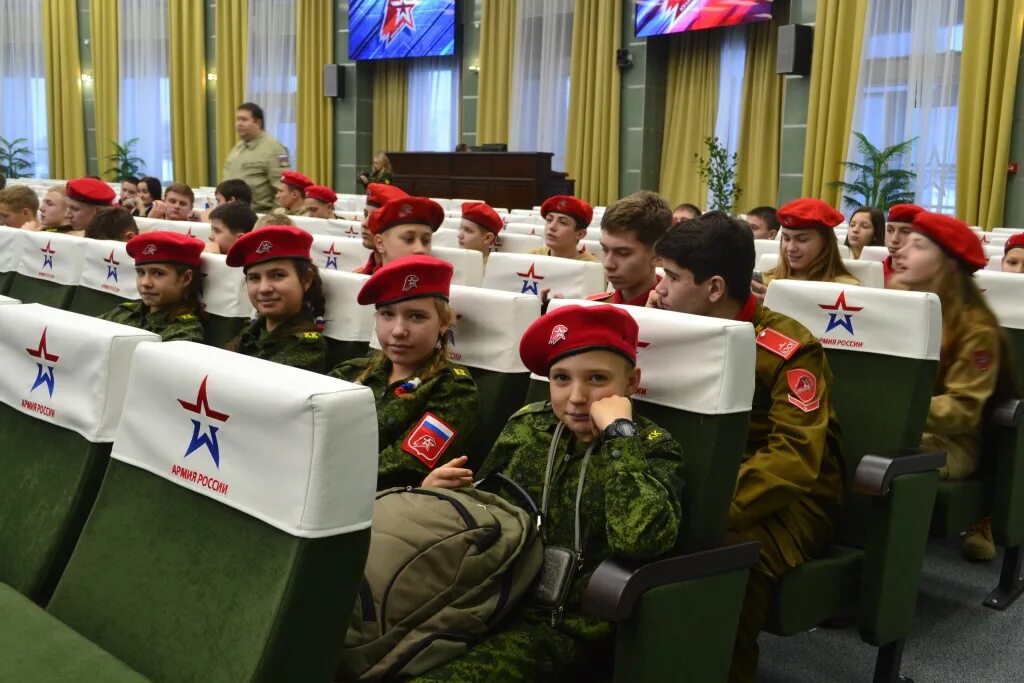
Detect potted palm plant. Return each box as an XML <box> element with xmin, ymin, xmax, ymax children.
<box><xmin>0</xmin><ymin>137</ymin><xmax>33</xmax><ymax>179</ymax></box>
<box><xmin>830</xmin><ymin>132</ymin><xmax>917</xmax><ymax>211</ymax></box>
<box><xmin>107</xmin><ymin>138</ymin><xmax>145</xmax><ymax>181</ymax></box>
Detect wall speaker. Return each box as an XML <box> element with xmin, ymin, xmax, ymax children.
<box><xmin>777</xmin><ymin>24</ymin><xmax>813</xmax><ymax>76</ymax></box>
<box><xmin>616</xmin><ymin>48</ymin><xmax>633</xmax><ymax>70</ymax></box>
<box><xmin>323</xmin><ymin>64</ymin><xmax>344</xmax><ymax>98</ymax></box>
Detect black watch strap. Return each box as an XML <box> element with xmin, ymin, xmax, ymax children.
<box><xmin>602</xmin><ymin>418</ymin><xmax>638</xmax><ymax>440</ymax></box>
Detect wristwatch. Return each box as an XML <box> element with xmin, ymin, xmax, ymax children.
<box><xmin>602</xmin><ymin>418</ymin><xmax>639</xmax><ymax>440</ymax></box>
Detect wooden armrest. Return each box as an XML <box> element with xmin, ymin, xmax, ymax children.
<box><xmin>582</xmin><ymin>534</ymin><xmax>760</xmax><ymax>622</ymax></box>
<box><xmin>851</xmin><ymin>448</ymin><xmax>946</xmax><ymax>497</ymax></box>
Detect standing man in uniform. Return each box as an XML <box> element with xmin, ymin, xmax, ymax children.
<box><xmin>222</xmin><ymin>102</ymin><xmax>290</xmax><ymax>213</ymax></box>
<box><xmin>649</xmin><ymin>212</ymin><xmax>844</xmax><ymax>683</ymax></box>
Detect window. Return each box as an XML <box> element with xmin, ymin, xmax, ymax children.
<box><xmin>247</xmin><ymin>0</ymin><xmax>297</xmax><ymax>159</ymax></box>
<box><xmin>406</xmin><ymin>56</ymin><xmax>460</xmax><ymax>151</ymax></box>
<box><xmin>508</xmin><ymin>0</ymin><xmax>573</xmax><ymax>171</ymax></box>
<box><xmin>710</xmin><ymin>25</ymin><xmax>747</xmax><ymax>209</ymax></box>
<box><xmin>120</xmin><ymin>0</ymin><xmax>174</xmax><ymax>182</ymax></box>
<box><xmin>0</xmin><ymin>0</ymin><xmax>49</xmax><ymax>178</ymax></box>
<box><xmin>848</xmin><ymin>0</ymin><xmax>964</xmax><ymax>212</ymax></box>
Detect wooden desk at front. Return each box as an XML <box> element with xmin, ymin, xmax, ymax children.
<box><xmin>386</xmin><ymin>152</ymin><xmax>575</xmax><ymax>209</ymax></box>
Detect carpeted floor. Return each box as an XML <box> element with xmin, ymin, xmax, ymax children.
<box><xmin>758</xmin><ymin>538</ymin><xmax>1020</xmax><ymax>682</ymax></box>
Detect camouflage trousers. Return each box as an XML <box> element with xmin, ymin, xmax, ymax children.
<box><xmin>409</xmin><ymin>608</ymin><xmax>611</xmax><ymax>683</ymax></box>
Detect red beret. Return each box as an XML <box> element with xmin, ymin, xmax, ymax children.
<box><xmin>357</xmin><ymin>255</ymin><xmax>453</xmax><ymax>306</ymax></box>
<box><xmin>280</xmin><ymin>171</ymin><xmax>313</xmax><ymax>192</ymax></box>
<box><xmin>368</xmin><ymin>196</ymin><xmax>445</xmax><ymax>235</ymax></box>
<box><xmin>1004</xmin><ymin>232</ymin><xmax>1024</xmax><ymax>254</ymax></box>
<box><xmin>910</xmin><ymin>212</ymin><xmax>987</xmax><ymax>272</ymax></box>
<box><xmin>366</xmin><ymin>183</ymin><xmax>407</xmax><ymax>208</ymax></box>
<box><xmin>519</xmin><ymin>304</ymin><xmax>639</xmax><ymax>377</ymax></box>
<box><xmin>305</xmin><ymin>184</ymin><xmax>338</xmax><ymax>205</ymax></box>
<box><xmin>541</xmin><ymin>195</ymin><xmax>593</xmax><ymax>228</ymax></box>
<box><xmin>66</xmin><ymin>178</ymin><xmax>116</xmax><ymax>205</ymax></box>
<box><xmin>126</xmin><ymin>231</ymin><xmax>204</xmax><ymax>268</ymax></box>
<box><xmin>777</xmin><ymin>198</ymin><xmax>844</xmax><ymax>229</ymax></box>
<box><xmin>461</xmin><ymin>201</ymin><xmax>503</xmax><ymax>235</ymax></box>
<box><xmin>887</xmin><ymin>204</ymin><xmax>925</xmax><ymax>224</ymax></box>
<box><xmin>225</xmin><ymin>225</ymin><xmax>313</xmax><ymax>268</ymax></box>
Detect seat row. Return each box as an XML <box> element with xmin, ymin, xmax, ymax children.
<box><xmin>3</xmin><ymin>273</ymin><xmax>1022</xmax><ymax>679</ymax></box>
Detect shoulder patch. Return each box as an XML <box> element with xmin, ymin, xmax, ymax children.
<box><xmin>402</xmin><ymin>412</ymin><xmax>457</xmax><ymax>468</ymax></box>
<box><xmin>585</xmin><ymin>291</ymin><xmax>614</xmax><ymax>302</ymax></box>
<box><xmin>510</xmin><ymin>401</ymin><xmax>550</xmax><ymax>419</ymax></box>
<box><xmin>297</xmin><ymin>331</ymin><xmax>321</xmax><ymax>341</ymax></box>
<box><xmin>756</xmin><ymin>327</ymin><xmax>802</xmax><ymax>360</ymax></box>
<box><xmin>451</xmin><ymin>366</ymin><xmax>472</xmax><ymax>379</ymax></box>
<box><xmin>177</xmin><ymin>313</ymin><xmax>197</xmax><ymax>322</ymax></box>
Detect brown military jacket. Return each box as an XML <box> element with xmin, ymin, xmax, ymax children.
<box><xmin>730</xmin><ymin>297</ymin><xmax>845</xmax><ymax>562</ymax></box>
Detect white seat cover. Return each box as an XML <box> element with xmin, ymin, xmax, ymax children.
<box><xmin>975</xmin><ymin>270</ymin><xmax>1024</xmax><ymax>329</ymax></box>
<box><xmin>764</xmin><ymin>280</ymin><xmax>941</xmax><ymax>360</ymax></box>
<box><xmin>139</xmin><ymin>219</ymin><xmax>212</xmax><ymax>242</ymax></box>
<box><xmin>432</xmin><ymin>246</ymin><xmax>484</xmax><ymax>287</ymax></box>
<box><xmin>0</xmin><ymin>295</ymin><xmax>19</xmax><ymax>304</ymax></box>
<box><xmin>0</xmin><ymin>303</ymin><xmax>159</xmax><ymax>441</ymax></box>
<box><xmin>842</xmin><ymin>259</ymin><xmax>884</xmax><ymax>288</ymax></box>
<box><xmin>580</xmin><ymin>239</ymin><xmax>603</xmax><ymax>259</ymax></box>
<box><xmin>78</xmin><ymin>238</ymin><xmax>140</xmax><ymax>300</ymax></box>
<box><xmin>309</xmin><ymin>234</ymin><xmax>370</xmax><ymax>273</ymax></box>
<box><xmin>585</xmin><ymin>227</ymin><xmax>602</xmax><ymax>241</ymax></box>
<box><xmin>984</xmin><ymin>244</ymin><xmax>1005</xmax><ymax>258</ymax></box>
<box><xmin>432</xmin><ymin>228</ymin><xmax>460</xmax><ymax>249</ymax></box>
<box><xmin>503</xmin><ymin>223</ymin><xmax>544</xmax><ymax>237</ymax></box>
<box><xmin>544</xmin><ymin>299</ymin><xmax>755</xmax><ymax>414</ymax></box>
<box><xmin>111</xmin><ymin>341</ymin><xmax>378</xmax><ymax>537</ymax></box>
<box><xmin>483</xmin><ymin>252</ymin><xmax>605</xmax><ymax>299</ymax></box>
<box><xmin>859</xmin><ymin>246</ymin><xmax>889</xmax><ymax>263</ymax></box>
<box><xmin>754</xmin><ymin>239</ymin><xmax>779</xmax><ymax>263</ymax></box>
<box><xmin>992</xmin><ymin>228</ymin><xmax>1022</xmax><ymax>235</ymax></box>
<box><xmin>320</xmin><ymin>269</ymin><xmax>373</xmax><ymax>343</ymax></box>
<box><xmin>15</xmin><ymin>230</ymin><xmax>86</xmax><ymax>286</ymax></box>
<box><xmin>495</xmin><ymin>232</ymin><xmax>543</xmax><ymax>254</ymax></box>
<box><xmin>0</xmin><ymin>226</ymin><xmax>23</xmax><ymax>272</ymax></box>
<box><xmin>441</xmin><ymin>217</ymin><xmax>462</xmax><ymax>231</ymax></box>
<box><xmin>200</xmin><ymin>253</ymin><xmax>254</xmax><ymax>318</ymax></box>
<box><xmin>446</xmin><ymin>285</ymin><xmax>541</xmax><ymax>372</ymax></box>
<box><xmin>988</xmin><ymin>255</ymin><xmax>1003</xmax><ymax>272</ymax></box>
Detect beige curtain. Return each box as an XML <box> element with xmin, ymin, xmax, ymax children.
<box><xmin>659</xmin><ymin>31</ymin><xmax>722</xmax><ymax>207</ymax></box>
<box><xmin>168</xmin><ymin>0</ymin><xmax>209</xmax><ymax>186</ymax></box>
<box><xmin>801</xmin><ymin>0</ymin><xmax>869</xmax><ymax>205</ymax></box>
<box><xmin>90</xmin><ymin>0</ymin><xmax>118</xmax><ymax>180</ymax></box>
<box><xmin>565</xmin><ymin>0</ymin><xmax>621</xmax><ymax>206</ymax></box>
<box><xmin>215</xmin><ymin>0</ymin><xmax>248</xmax><ymax>175</ymax></box>
<box><xmin>476</xmin><ymin>0</ymin><xmax>516</xmax><ymax>144</ymax></box>
<box><xmin>736</xmin><ymin>21</ymin><xmax>783</xmax><ymax>208</ymax></box>
<box><xmin>372</xmin><ymin>61</ymin><xmax>408</xmax><ymax>153</ymax></box>
<box><xmin>42</xmin><ymin>0</ymin><xmax>87</xmax><ymax>178</ymax></box>
<box><xmin>956</xmin><ymin>0</ymin><xmax>1024</xmax><ymax>228</ymax></box>
<box><xmin>296</xmin><ymin>0</ymin><xmax>334</xmax><ymax>183</ymax></box>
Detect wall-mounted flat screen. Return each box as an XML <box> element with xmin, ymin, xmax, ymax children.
<box><xmin>635</xmin><ymin>0</ymin><xmax>772</xmax><ymax>38</ymax></box>
<box><xmin>349</xmin><ymin>0</ymin><xmax>456</xmax><ymax>60</ymax></box>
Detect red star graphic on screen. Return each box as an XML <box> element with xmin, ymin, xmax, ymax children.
<box><xmin>818</xmin><ymin>291</ymin><xmax>864</xmax><ymax>335</ymax></box>
<box><xmin>667</xmin><ymin>0</ymin><xmax>699</xmax><ymax>21</ymax></box>
<box><xmin>380</xmin><ymin>0</ymin><xmax>418</xmax><ymax>44</ymax></box>
<box><xmin>516</xmin><ymin>263</ymin><xmax>545</xmax><ymax>295</ymax></box>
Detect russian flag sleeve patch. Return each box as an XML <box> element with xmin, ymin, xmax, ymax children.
<box><xmin>402</xmin><ymin>412</ymin><xmax>457</xmax><ymax>468</ymax></box>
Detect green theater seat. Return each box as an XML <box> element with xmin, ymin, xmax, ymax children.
<box><xmin>0</xmin><ymin>341</ymin><xmax>380</xmax><ymax>681</ymax></box>
<box><xmin>0</xmin><ymin>226</ymin><xmax>21</xmax><ymax>295</ymax></box>
<box><xmin>527</xmin><ymin>300</ymin><xmax>761</xmax><ymax>682</ymax></box>
<box><xmin>320</xmin><ymin>268</ymin><xmax>373</xmax><ymax>367</ymax></box>
<box><xmin>67</xmin><ymin>239</ymin><xmax>138</xmax><ymax>317</ymax></box>
<box><xmin>200</xmin><ymin>252</ymin><xmax>252</xmax><ymax>347</ymax></box>
<box><xmin>445</xmin><ymin>284</ymin><xmax>540</xmax><ymax>460</ymax></box>
<box><xmin>764</xmin><ymin>280</ymin><xmax>946</xmax><ymax>681</ymax></box>
<box><xmin>6</xmin><ymin>230</ymin><xmax>86</xmax><ymax>309</ymax></box>
<box><xmin>0</xmin><ymin>304</ymin><xmax>158</xmax><ymax>604</ymax></box>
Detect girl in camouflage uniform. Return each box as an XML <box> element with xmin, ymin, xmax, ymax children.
<box><xmin>329</xmin><ymin>255</ymin><xmax>479</xmax><ymax>490</ymax></box>
<box><xmin>99</xmin><ymin>231</ymin><xmax>205</xmax><ymax>343</ymax></box>
<box><xmin>225</xmin><ymin>225</ymin><xmax>327</xmax><ymax>373</ymax></box>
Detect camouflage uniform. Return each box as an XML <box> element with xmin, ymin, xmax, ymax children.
<box><xmin>412</xmin><ymin>401</ymin><xmax>685</xmax><ymax>682</ymax></box>
<box><xmin>728</xmin><ymin>300</ymin><xmax>845</xmax><ymax>683</ymax></box>
<box><xmin>98</xmin><ymin>301</ymin><xmax>204</xmax><ymax>343</ymax></box>
<box><xmin>230</xmin><ymin>313</ymin><xmax>326</xmax><ymax>373</ymax></box>
<box><xmin>328</xmin><ymin>354</ymin><xmax>479</xmax><ymax>489</ymax></box>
